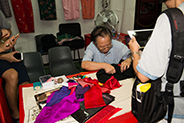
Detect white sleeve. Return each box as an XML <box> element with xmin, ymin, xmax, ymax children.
<box><xmin>137</xmin><ymin>13</ymin><xmax>172</xmax><ymax>79</ymax></box>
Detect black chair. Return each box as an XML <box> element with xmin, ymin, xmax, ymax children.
<box><xmin>48</xmin><ymin>46</ymin><xmax>80</xmax><ymax>77</ymax></box>
<box><xmin>23</xmin><ymin>52</ymin><xmax>46</xmax><ymax>83</ymax></box>
<box><xmin>56</xmin><ymin>23</ymin><xmax>85</xmax><ymax>62</ymax></box>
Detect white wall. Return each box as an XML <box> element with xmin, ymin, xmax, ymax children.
<box><xmin>6</xmin><ymin>0</ymin><xmax>136</xmax><ymax>54</ymax></box>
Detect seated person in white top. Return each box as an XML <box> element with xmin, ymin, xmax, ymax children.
<box><xmin>81</xmin><ymin>26</ymin><xmax>135</xmax><ymax>82</ymax></box>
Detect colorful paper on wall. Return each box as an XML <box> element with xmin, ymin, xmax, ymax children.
<box><xmin>37</xmin><ymin>0</ymin><xmax>57</xmax><ymax>20</ymax></box>
<box><xmin>11</xmin><ymin>0</ymin><xmax>34</xmax><ymax>33</ymax></box>
<box><xmin>62</xmin><ymin>0</ymin><xmax>80</xmax><ymax>20</ymax></box>
<box><xmin>81</xmin><ymin>0</ymin><xmax>95</xmax><ymax>19</ymax></box>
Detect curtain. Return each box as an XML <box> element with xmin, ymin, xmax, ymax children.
<box><xmin>11</xmin><ymin>0</ymin><xmax>34</xmax><ymax>33</ymax></box>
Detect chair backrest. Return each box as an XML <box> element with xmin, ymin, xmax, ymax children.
<box><xmin>58</xmin><ymin>23</ymin><xmax>81</xmax><ymax>36</ymax></box>
<box><xmin>23</xmin><ymin>52</ymin><xmax>46</xmax><ymax>83</ymax></box>
<box><xmin>35</xmin><ymin>34</ymin><xmax>57</xmax><ymax>54</ymax></box>
<box><xmin>48</xmin><ymin>46</ymin><xmax>80</xmax><ymax>77</ymax></box>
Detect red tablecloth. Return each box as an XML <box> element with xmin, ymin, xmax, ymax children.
<box><xmin>0</xmin><ymin>78</ymin><xmax>13</xmax><ymax>123</ymax></box>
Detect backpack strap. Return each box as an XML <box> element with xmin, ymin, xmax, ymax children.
<box><xmin>163</xmin><ymin>8</ymin><xmax>184</xmax><ymax>123</ymax></box>
<box><xmin>165</xmin><ymin>8</ymin><xmax>184</xmax><ymax>83</ymax></box>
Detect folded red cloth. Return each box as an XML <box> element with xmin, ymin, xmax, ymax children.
<box><xmin>84</xmin><ymin>85</ymin><xmax>106</xmax><ymax>109</ymax></box>
<box><xmin>104</xmin><ymin>76</ymin><xmax>121</xmax><ymax>90</ymax></box>
<box><xmin>86</xmin><ymin>105</ymin><xmax>122</xmax><ymax>123</ymax></box>
<box><xmin>105</xmin><ymin>111</ymin><xmax>138</xmax><ymax>123</ymax></box>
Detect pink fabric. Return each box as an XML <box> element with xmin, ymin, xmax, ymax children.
<box><xmin>62</xmin><ymin>0</ymin><xmax>80</xmax><ymax>20</ymax></box>
<box><xmin>77</xmin><ymin>78</ymin><xmax>95</xmax><ymax>88</ymax></box>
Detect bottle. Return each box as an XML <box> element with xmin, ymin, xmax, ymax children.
<box><xmin>112</xmin><ymin>29</ymin><xmax>116</xmax><ymax>37</ymax></box>
<box><xmin>117</xmin><ymin>33</ymin><xmax>120</xmax><ymax>40</ymax></box>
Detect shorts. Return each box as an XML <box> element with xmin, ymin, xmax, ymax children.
<box><xmin>0</xmin><ymin>59</ymin><xmax>30</xmax><ymax>85</ymax></box>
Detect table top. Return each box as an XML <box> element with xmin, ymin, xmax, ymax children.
<box><xmin>19</xmin><ymin>71</ymin><xmax>135</xmax><ymax>123</ymax></box>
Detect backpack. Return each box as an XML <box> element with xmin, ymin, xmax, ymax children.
<box><xmin>131</xmin><ymin>8</ymin><xmax>184</xmax><ymax>123</ymax></box>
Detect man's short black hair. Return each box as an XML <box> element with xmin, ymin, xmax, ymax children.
<box><xmin>91</xmin><ymin>26</ymin><xmax>112</xmax><ymax>44</ymax></box>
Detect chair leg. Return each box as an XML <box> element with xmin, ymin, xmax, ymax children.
<box><xmin>73</xmin><ymin>50</ymin><xmax>76</xmax><ymax>60</ymax></box>
<box><xmin>77</xmin><ymin>49</ymin><xmax>81</xmax><ymax>64</ymax></box>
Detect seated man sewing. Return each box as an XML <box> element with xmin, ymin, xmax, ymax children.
<box><xmin>81</xmin><ymin>26</ymin><xmax>135</xmax><ymax>83</ymax></box>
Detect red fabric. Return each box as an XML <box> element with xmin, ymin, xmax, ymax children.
<box><xmin>104</xmin><ymin>76</ymin><xmax>121</xmax><ymax>90</ymax></box>
<box><xmin>86</xmin><ymin>105</ymin><xmax>122</xmax><ymax>123</ymax></box>
<box><xmin>101</xmin><ymin>76</ymin><xmax>121</xmax><ymax>93</ymax></box>
<box><xmin>105</xmin><ymin>111</ymin><xmax>138</xmax><ymax>123</ymax></box>
<box><xmin>84</xmin><ymin>85</ymin><xmax>106</xmax><ymax>109</ymax></box>
<box><xmin>0</xmin><ymin>78</ymin><xmax>13</xmax><ymax>123</ymax></box>
<box><xmin>11</xmin><ymin>0</ymin><xmax>34</xmax><ymax>33</ymax></box>
<box><xmin>66</xmin><ymin>71</ymin><xmax>97</xmax><ymax>78</ymax></box>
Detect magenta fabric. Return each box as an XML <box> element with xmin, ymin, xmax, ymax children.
<box><xmin>46</xmin><ymin>86</ymin><xmax>71</xmax><ymax>106</ymax></box>
<box><xmin>35</xmin><ymin>91</ymin><xmax>84</xmax><ymax>123</ymax></box>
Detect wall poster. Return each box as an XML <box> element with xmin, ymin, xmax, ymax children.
<box><xmin>134</xmin><ymin>0</ymin><xmax>162</xmax><ymax>30</ymax></box>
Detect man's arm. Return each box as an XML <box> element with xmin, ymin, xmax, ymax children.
<box><xmin>128</xmin><ymin>36</ymin><xmax>149</xmax><ymax>82</ymax></box>
<box><xmin>0</xmin><ymin>51</ymin><xmax>21</xmax><ymax>63</ymax></box>
<box><xmin>81</xmin><ymin>60</ymin><xmax>116</xmax><ymax>74</ymax></box>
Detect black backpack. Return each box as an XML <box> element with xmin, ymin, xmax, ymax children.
<box><xmin>132</xmin><ymin>8</ymin><xmax>184</xmax><ymax>123</ymax></box>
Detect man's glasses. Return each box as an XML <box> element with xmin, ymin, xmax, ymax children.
<box><xmin>98</xmin><ymin>43</ymin><xmax>113</xmax><ymax>51</ymax></box>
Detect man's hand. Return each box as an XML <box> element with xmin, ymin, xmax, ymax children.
<box><xmin>128</xmin><ymin>36</ymin><xmax>140</xmax><ymax>53</ymax></box>
<box><xmin>103</xmin><ymin>63</ymin><xmax>116</xmax><ymax>74</ymax></box>
<box><xmin>0</xmin><ymin>51</ymin><xmax>21</xmax><ymax>63</ymax></box>
<box><xmin>0</xmin><ymin>36</ymin><xmax>17</xmax><ymax>52</ymax></box>
<box><xmin>120</xmin><ymin>58</ymin><xmax>132</xmax><ymax>72</ymax></box>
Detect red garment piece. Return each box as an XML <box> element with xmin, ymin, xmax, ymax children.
<box><xmin>104</xmin><ymin>76</ymin><xmax>121</xmax><ymax>90</ymax></box>
<box><xmin>11</xmin><ymin>0</ymin><xmax>34</xmax><ymax>33</ymax></box>
<box><xmin>84</xmin><ymin>85</ymin><xmax>106</xmax><ymax>109</ymax></box>
<box><xmin>105</xmin><ymin>111</ymin><xmax>138</xmax><ymax>123</ymax></box>
<box><xmin>86</xmin><ymin>105</ymin><xmax>122</xmax><ymax>123</ymax></box>
<box><xmin>0</xmin><ymin>78</ymin><xmax>13</xmax><ymax>123</ymax></box>
<box><xmin>101</xmin><ymin>76</ymin><xmax>121</xmax><ymax>93</ymax></box>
